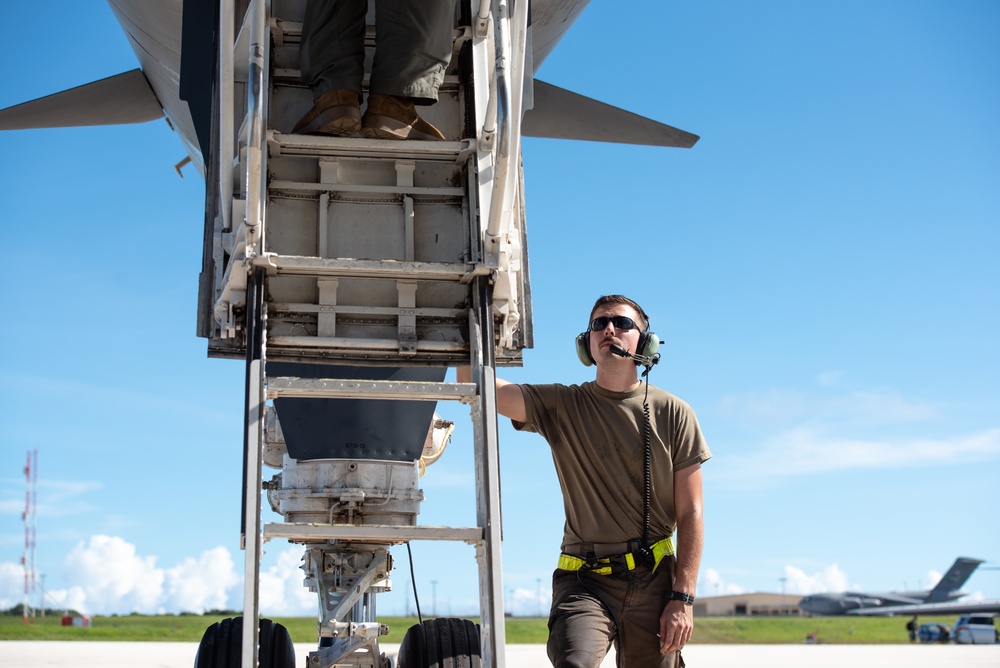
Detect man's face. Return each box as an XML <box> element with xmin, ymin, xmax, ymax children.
<box><xmin>588</xmin><ymin>303</ymin><xmax>644</xmax><ymax>365</ymax></box>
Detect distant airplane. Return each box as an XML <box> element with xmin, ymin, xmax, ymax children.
<box><xmin>798</xmin><ymin>557</ymin><xmax>984</xmax><ymax>616</ymax></box>
<box><xmin>848</xmin><ymin>597</ymin><xmax>1000</xmax><ymax>617</ymax></box>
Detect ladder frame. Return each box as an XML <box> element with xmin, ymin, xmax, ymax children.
<box><xmin>214</xmin><ymin>0</ymin><xmax>529</xmax><ymax>665</ymax></box>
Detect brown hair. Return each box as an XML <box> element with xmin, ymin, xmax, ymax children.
<box><xmin>589</xmin><ymin>294</ymin><xmax>650</xmax><ymax>331</ymax></box>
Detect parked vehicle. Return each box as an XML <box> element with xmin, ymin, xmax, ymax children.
<box><xmin>952</xmin><ymin>615</ymin><xmax>998</xmax><ymax>644</ymax></box>
<box><xmin>918</xmin><ymin>622</ymin><xmax>951</xmax><ymax>643</ymax></box>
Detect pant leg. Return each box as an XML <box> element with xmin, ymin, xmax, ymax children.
<box><xmin>371</xmin><ymin>0</ymin><xmax>457</xmax><ymax>104</ymax></box>
<box><xmin>614</xmin><ymin>557</ymin><xmax>680</xmax><ymax>668</ymax></box>
<box><xmin>299</xmin><ymin>0</ymin><xmax>367</xmax><ymax>97</ymax></box>
<box><xmin>546</xmin><ymin>570</ymin><xmax>617</xmax><ymax>668</ymax></box>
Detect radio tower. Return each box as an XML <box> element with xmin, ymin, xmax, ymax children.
<box><xmin>21</xmin><ymin>449</ymin><xmax>37</xmax><ymax>623</ymax></box>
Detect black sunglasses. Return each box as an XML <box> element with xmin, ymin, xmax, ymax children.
<box><xmin>589</xmin><ymin>316</ymin><xmax>639</xmax><ymax>332</ymax></box>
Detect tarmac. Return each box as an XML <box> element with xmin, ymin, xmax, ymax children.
<box><xmin>2</xmin><ymin>641</ymin><xmax>999</xmax><ymax>667</ymax></box>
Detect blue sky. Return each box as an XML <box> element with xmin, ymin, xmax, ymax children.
<box><xmin>1</xmin><ymin>0</ymin><xmax>998</xmax><ymax>619</ymax></box>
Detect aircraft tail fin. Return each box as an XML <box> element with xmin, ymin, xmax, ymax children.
<box><xmin>524</xmin><ymin>80</ymin><xmax>699</xmax><ymax>148</ymax></box>
<box><xmin>926</xmin><ymin>557</ymin><xmax>983</xmax><ymax>602</ymax></box>
<box><xmin>0</xmin><ymin>69</ymin><xmax>163</xmax><ymax>131</ymax></box>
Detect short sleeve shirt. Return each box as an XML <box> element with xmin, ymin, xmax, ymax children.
<box><xmin>514</xmin><ymin>381</ymin><xmax>711</xmax><ymax>550</ymax></box>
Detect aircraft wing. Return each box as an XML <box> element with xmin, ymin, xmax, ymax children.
<box><xmin>870</xmin><ymin>593</ymin><xmax>927</xmax><ymax>606</ymax></box>
<box><xmin>850</xmin><ymin>599</ymin><xmax>1000</xmax><ymax>616</ymax></box>
<box><xmin>524</xmin><ymin>80</ymin><xmax>699</xmax><ymax>148</ymax></box>
<box><xmin>0</xmin><ymin>69</ymin><xmax>162</xmax><ymax>130</ymax></box>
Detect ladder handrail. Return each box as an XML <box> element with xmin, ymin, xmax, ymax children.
<box><xmin>240</xmin><ymin>1</ymin><xmax>269</xmax><ymax>665</ymax></box>
<box><xmin>244</xmin><ymin>0</ymin><xmax>268</xmax><ymax>241</ymax></box>
<box><xmin>218</xmin><ymin>0</ymin><xmax>234</xmax><ymax>234</ymax></box>
<box><xmin>484</xmin><ymin>0</ymin><xmax>529</xmax><ymax>244</ymax></box>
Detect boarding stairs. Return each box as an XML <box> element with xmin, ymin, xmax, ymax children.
<box><xmin>196</xmin><ymin>0</ymin><xmax>532</xmax><ymax>666</ymax></box>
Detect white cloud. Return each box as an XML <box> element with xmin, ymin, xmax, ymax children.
<box><xmin>62</xmin><ymin>536</ymin><xmax>165</xmax><ymax>614</ymax></box>
<box><xmin>717</xmin><ymin>428</ymin><xmax>1000</xmax><ymax>483</ymax></box>
<box><xmin>0</xmin><ymin>535</ymin><xmax>248</xmax><ymax>615</ymax></box>
<box><xmin>0</xmin><ymin>479</ymin><xmax>102</xmax><ymax>520</ymax></box>
<box><xmin>699</xmin><ymin>564</ymin><xmax>855</xmax><ymax>598</ymax></box>
<box><xmin>258</xmin><ymin>547</ymin><xmax>316</xmax><ymax>616</ymax></box>
<box><xmin>506</xmin><ymin>584</ymin><xmax>550</xmax><ymax>617</ymax></box>
<box><xmin>781</xmin><ymin>563</ymin><xmax>849</xmax><ymax>595</ymax></box>
<box><xmin>719</xmin><ymin>386</ymin><xmax>939</xmax><ymax>427</ymax></box>
<box><xmin>0</xmin><ymin>561</ymin><xmax>26</xmax><ymax>609</ymax></box>
<box><xmin>699</xmin><ymin>567</ymin><xmax>746</xmax><ymax>597</ymax></box>
<box><xmin>37</xmin><ymin>480</ymin><xmax>104</xmax><ymax>517</ymax></box>
<box><xmin>163</xmin><ymin>547</ymin><xmax>241</xmax><ymax>613</ymax></box>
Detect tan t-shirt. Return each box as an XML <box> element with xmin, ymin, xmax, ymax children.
<box><xmin>514</xmin><ymin>381</ymin><xmax>711</xmax><ymax>551</ymax></box>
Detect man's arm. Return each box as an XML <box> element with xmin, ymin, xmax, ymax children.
<box><xmin>659</xmin><ymin>463</ymin><xmax>704</xmax><ymax>654</ymax></box>
<box><xmin>455</xmin><ymin>366</ymin><xmax>527</xmax><ymax>423</ymax></box>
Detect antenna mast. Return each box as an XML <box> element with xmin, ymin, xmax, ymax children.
<box><xmin>22</xmin><ymin>449</ymin><xmax>37</xmax><ymax>623</ymax></box>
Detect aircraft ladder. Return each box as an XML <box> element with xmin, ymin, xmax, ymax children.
<box><xmin>198</xmin><ymin>0</ymin><xmax>533</xmax><ymax>666</ymax></box>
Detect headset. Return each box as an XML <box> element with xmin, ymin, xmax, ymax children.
<box><xmin>575</xmin><ymin>326</ymin><xmax>660</xmax><ymax>367</ymax></box>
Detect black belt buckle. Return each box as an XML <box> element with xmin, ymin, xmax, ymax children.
<box><xmin>636</xmin><ymin>545</ymin><xmax>655</xmax><ymax>568</ymax></box>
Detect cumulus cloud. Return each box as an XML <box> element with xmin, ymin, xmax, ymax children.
<box><xmin>699</xmin><ymin>567</ymin><xmax>746</xmax><ymax>597</ymax></box>
<box><xmin>163</xmin><ymin>547</ymin><xmax>241</xmax><ymax>613</ymax></box>
<box><xmin>781</xmin><ymin>563</ymin><xmax>850</xmax><ymax>595</ymax></box>
<box><xmin>0</xmin><ymin>535</ymin><xmax>247</xmax><ymax>615</ymax></box>
<box><xmin>258</xmin><ymin>547</ymin><xmax>315</xmax><ymax>616</ymax></box>
<box><xmin>0</xmin><ymin>561</ymin><xmax>26</xmax><ymax>609</ymax></box>
<box><xmin>698</xmin><ymin>564</ymin><xmax>854</xmax><ymax>598</ymax></box>
<box><xmin>64</xmin><ymin>535</ymin><xmax>165</xmax><ymax>614</ymax></box>
<box><xmin>506</xmin><ymin>584</ymin><xmax>550</xmax><ymax>617</ymax></box>
<box><xmin>0</xmin><ymin>538</ymin><xmax>421</xmax><ymax>617</ymax></box>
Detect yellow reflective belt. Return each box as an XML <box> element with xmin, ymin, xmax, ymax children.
<box><xmin>557</xmin><ymin>537</ymin><xmax>674</xmax><ymax>575</ymax></box>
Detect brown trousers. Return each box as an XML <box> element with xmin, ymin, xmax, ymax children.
<box><xmin>546</xmin><ymin>556</ymin><xmax>684</xmax><ymax>668</ymax></box>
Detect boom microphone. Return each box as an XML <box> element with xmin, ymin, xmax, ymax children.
<box><xmin>609</xmin><ymin>344</ymin><xmax>659</xmax><ymax>367</ymax></box>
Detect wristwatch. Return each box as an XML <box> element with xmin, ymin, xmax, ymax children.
<box><xmin>667</xmin><ymin>590</ymin><xmax>696</xmax><ymax>605</ymax></box>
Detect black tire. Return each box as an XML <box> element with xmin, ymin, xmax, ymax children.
<box><xmin>194</xmin><ymin>616</ymin><xmax>296</xmax><ymax>668</ymax></box>
<box><xmin>397</xmin><ymin>618</ymin><xmax>481</xmax><ymax>668</ymax></box>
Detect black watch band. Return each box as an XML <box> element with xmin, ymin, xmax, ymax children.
<box><xmin>668</xmin><ymin>590</ymin><xmax>695</xmax><ymax>604</ymax></box>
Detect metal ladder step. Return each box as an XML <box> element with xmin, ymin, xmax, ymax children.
<box><xmin>255</xmin><ymin>254</ymin><xmax>488</xmax><ymax>282</ymax></box>
<box><xmin>268</xmin><ymin>130</ymin><xmax>475</xmax><ymax>162</ymax></box>
<box><xmin>264</xmin><ymin>377</ymin><xmax>478</xmax><ymax>403</ymax></box>
<box><xmin>263</xmin><ymin>523</ymin><xmax>483</xmax><ymax>544</ymax></box>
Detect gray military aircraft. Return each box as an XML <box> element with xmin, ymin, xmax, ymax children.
<box><xmin>0</xmin><ymin>0</ymin><xmax>696</xmax><ymax>154</ymax></box>
<box><xmin>799</xmin><ymin>557</ymin><xmax>984</xmax><ymax>616</ymax></box>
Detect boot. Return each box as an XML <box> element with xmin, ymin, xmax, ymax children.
<box><xmin>291</xmin><ymin>89</ymin><xmax>362</xmax><ymax>136</ymax></box>
<box><xmin>361</xmin><ymin>94</ymin><xmax>445</xmax><ymax>141</ymax></box>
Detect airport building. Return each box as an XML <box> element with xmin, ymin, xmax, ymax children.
<box><xmin>695</xmin><ymin>593</ymin><xmax>804</xmax><ymax>617</ymax></box>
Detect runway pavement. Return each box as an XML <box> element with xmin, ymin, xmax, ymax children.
<box><xmin>2</xmin><ymin>641</ymin><xmax>998</xmax><ymax>667</ymax></box>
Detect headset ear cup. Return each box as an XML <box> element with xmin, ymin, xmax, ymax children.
<box><xmin>642</xmin><ymin>332</ymin><xmax>660</xmax><ymax>358</ymax></box>
<box><xmin>575</xmin><ymin>332</ymin><xmax>594</xmax><ymax>366</ymax></box>
<box><xmin>636</xmin><ymin>331</ymin><xmax>649</xmax><ymax>359</ymax></box>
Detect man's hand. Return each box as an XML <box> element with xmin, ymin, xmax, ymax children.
<box><xmin>455</xmin><ymin>366</ymin><xmax>526</xmax><ymax>422</ymax></box>
<box><xmin>658</xmin><ymin>599</ymin><xmax>693</xmax><ymax>654</ymax></box>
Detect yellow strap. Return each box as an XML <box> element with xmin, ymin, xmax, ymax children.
<box><xmin>557</xmin><ymin>537</ymin><xmax>674</xmax><ymax>575</ymax></box>
<box><xmin>650</xmin><ymin>536</ymin><xmax>675</xmax><ymax>572</ymax></box>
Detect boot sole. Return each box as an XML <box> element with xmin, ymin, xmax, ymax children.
<box><xmin>292</xmin><ymin>106</ymin><xmax>362</xmax><ymax>136</ymax></box>
<box><xmin>361</xmin><ymin>114</ymin><xmax>444</xmax><ymax>141</ymax></box>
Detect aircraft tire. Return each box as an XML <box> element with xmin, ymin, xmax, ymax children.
<box><xmin>194</xmin><ymin>616</ymin><xmax>295</xmax><ymax>668</ymax></box>
<box><xmin>396</xmin><ymin>618</ymin><xmax>481</xmax><ymax>668</ymax></box>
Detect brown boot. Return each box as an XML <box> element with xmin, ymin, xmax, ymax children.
<box><xmin>291</xmin><ymin>89</ymin><xmax>362</xmax><ymax>136</ymax></box>
<box><xmin>361</xmin><ymin>94</ymin><xmax>446</xmax><ymax>140</ymax></box>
